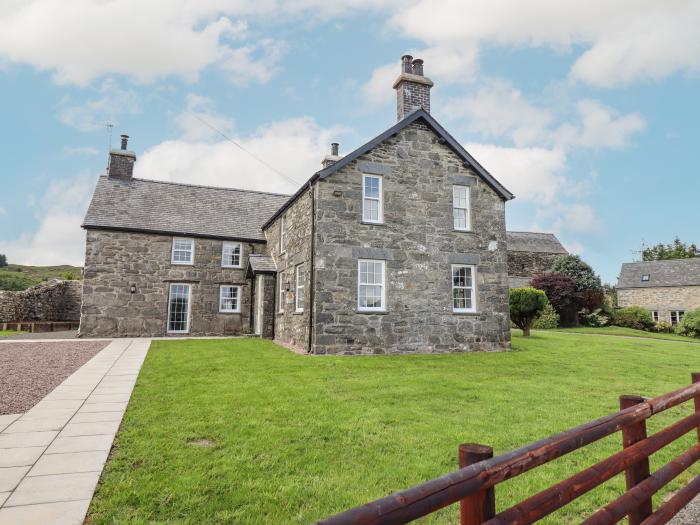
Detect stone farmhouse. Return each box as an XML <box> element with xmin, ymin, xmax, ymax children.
<box><xmin>80</xmin><ymin>55</ymin><xmax>563</xmax><ymax>354</ymax></box>
<box><xmin>506</xmin><ymin>232</ymin><xmax>567</xmax><ymax>288</ymax></box>
<box><xmin>617</xmin><ymin>258</ymin><xmax>700</xmax><ymax>326</ymax></box>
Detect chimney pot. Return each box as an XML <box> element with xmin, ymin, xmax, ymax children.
<box><xmin>412</xmin><ymin>58</ymin><xmax>424</xmax><ymax>76</ymax></box>
<box><xmin>120</xmin><ymin>134</ymin><xmax>129</xmax><ymax>150</ymax></box>
<box><xmin>401</xmin><ymin>54</ymin><xmax>413</xmax><ymax>74</ymax></box>
<box><xmin>393</xmin><ymin>55</ymin><xmax>434</xmax><ymax>121</ymax></box>
<box><xmin>331</xmin><ymin>142</ymin><xmax>339</xmax><ymax>156</ymax></box>
<box><xmin>322</xmin><ymin>142</ymin><xmax>341</xmax><ymax>169</ymax></box>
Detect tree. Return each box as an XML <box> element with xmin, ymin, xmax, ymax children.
<box><xmin>509</xmin><ymin>287</ymin><xmax>548</xmax><ymax>337</ymax></box>
<box><xmin>642</xmin><ymin>237</ymin><xmax>699</xmax><ymax>261</ymax></box>
<box><xmin>0</xmin><ymin>254</ymin><xmax>6</xmax><ymax>267</ymax></box>
<box><xmin>551</xmin><ymin>254</ymin><xmax>602</xmax><ymax>292</ymax></box>
<box><xmin>530</xmin><ymin>272</ymin><xmax>578</xmax><ymax>325</ymax></box>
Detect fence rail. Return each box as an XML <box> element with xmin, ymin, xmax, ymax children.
<box><xmin>316</xmin><ymin>373</ymin><xmax>700</xmax><ymax>525</ymax></box>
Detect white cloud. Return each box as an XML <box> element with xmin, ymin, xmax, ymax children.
<box><xmin>59</xmin><ymin>80</ymin><xmax>140</xmax><ymax>131</ymax></box>
<box><xmin>388</xmin><ymin>0</ymin><xmax>700</xmax><ymax>88</ymax></box>
<box><xmin>136</xmin><ymin>117</ymin><xmax>349</xmax><ymax>194</ymax></box>
<box><xmin>174</xmin><ymin>94</ymin><xmax>235</xmax><ymax>142</ymax></box>
<box><xmin>445</xmin><ymin>80</ymin><xmax>552</xmax><ymax>147</ymax></box>
<box><xmin>0</xmin><ymin>173</ymin><xmax>94</xmax><ymax>266</ymax></box>
<box><xmin>0</xmin><ymin>1</ymin><xmax>283</xmax><ymax>86</ymax></box>
<box><xmin>554</xmin><ymin>100</ymin><xmax>646</xmax><ymax>150</ymax></box>
<box><xmin>0</xmin><ymin>207</ymin><xmax>5</xmax><ymax>215</ymax></box>
<box><xmin>465</xmin><ymin>143</ymin><xmax>567</xmax><ymax>203</ymax></box>
<box><xmin>537</xmin><ymin>203</ymin><xmax>603</xmax><ymax>235</ymax></box>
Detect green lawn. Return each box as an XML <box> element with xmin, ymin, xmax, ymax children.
<box><xmin>0</xmin><ymin>330</ymin><xmax>21</xmax><ymax>337</ymax></box>
<box><xmin>88</xmin><ymin>332</ymin><xmax>700</xmax><ymax>524</ymax></box>
<box><xmin>549</xmin><ymin>325</ymin><xmax>700</xmax><ymax>343</ymax></box>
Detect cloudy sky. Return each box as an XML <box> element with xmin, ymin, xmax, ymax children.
<box><xmin>0</xmin><ymin>0</ymin><xmax>698</xmax><ymax>283</ymax></box>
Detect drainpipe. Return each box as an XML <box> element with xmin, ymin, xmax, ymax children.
<box><xmin>307</xmin><ymin>182</ymin><xmax>316</xmax><ymax>354</ymax></box>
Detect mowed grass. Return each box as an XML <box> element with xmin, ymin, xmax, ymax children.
<box><xmin>550</xmin><ymin>325</ymin><xmax>700</xmax><ymax>343</ymax></box>
<box><xmin>88</xmin><ymin>332</ymin><xmax>700</xmax><ymax>524</ymax></box>
<box><xmin>0</xmin><ymin>330</ymin><xmax>21</xmax><ymax>336</ymax></box>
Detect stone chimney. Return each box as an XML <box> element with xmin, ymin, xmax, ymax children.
<box><xmin>321</xmin><ymin>142</ymin><xmax>341</xmax><ymax>169</ymax></box>
<box><xmin>392</xmin><ymin>55</ymin><xmax>434</xmax><ymax>121</ymax></box>
<box><xmin>107</xmin><ymin>134</ymin><xmax>136</xmax><ymax>179</ymax></box>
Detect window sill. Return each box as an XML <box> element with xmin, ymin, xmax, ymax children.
<box><xmin>171</xmin><ymin>262</ymin><xmax>194</xmax><ymax>266</ymax></box>
<box><xmin>221</xmin><ymin>265</ymin><xmax>243</xmax><ymax>269</ymax></box>
<box><xmin>361</xmin><ymin>221</ymin><xmax>385</xmax><ymax>226</ymax></box>
<box><xmin>357</xmin><ymin>310</ymin><xmax>388</xmax><ymax>315</ymax></box>
<box><xmin>293</xmin><ymin>311</ymin><xmax>305</xmax><ymax>316</ymax></box>
<box><xmin>452</xmin><ymin>229</ymin><xmax>474</xmax><ymax>233</ymax></box>
<box><xmin>219</xmin><ymin>311</ymin><xmax>241</xmax><ymax>315</ymax></box>
<box><xmin>453</xmin><ymin>310</ymin><xmax>479</xmax><ymax>316</ymax></box>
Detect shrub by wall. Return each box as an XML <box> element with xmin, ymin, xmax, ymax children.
<box><xmin>612</xmin><ymin>306</ymin><xmax>655</xmax><ymax>331</ymax></box>
<box><xmin>676</xmin><ymin>309</ymin><xmax>700</xmax><ymax>338</ymax></box>
<box><xmin>533</xmin><ymin>303</ymin><xmax>560</xmax><ymax>329</ymax></box>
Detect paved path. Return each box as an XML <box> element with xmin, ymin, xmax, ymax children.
<box><xmin>0</xmin><ymin>338</ymin><xmax>150</xmax><ymax>525</ymax></box>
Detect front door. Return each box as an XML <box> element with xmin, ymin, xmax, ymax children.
<box><xmin>254</xmin><ymin>274</ymin><xmax>264</xmax><ymax>335</ymax></box>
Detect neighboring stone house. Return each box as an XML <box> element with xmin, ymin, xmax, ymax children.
<box><xmin>506</xmin><ymin>232</ymin><xmax>568</xmax><ymax>288</ymax></box>
<box><xmin>617</xmin><ymin>258</ymin><xmax>700</xmax><ymax>326</ymax></box>
<box><xmin>80</xmin><ymin>55</ymin><xmax>557</xmax><ymax>354</ymax></box>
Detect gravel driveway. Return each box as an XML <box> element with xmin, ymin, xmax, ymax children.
<box><xmin>0</xmin><ymin>340</ymin><xmax>109</xmax><ymax>414</ymax></box>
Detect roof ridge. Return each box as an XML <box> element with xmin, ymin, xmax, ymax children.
<box><xmin>104</xmin><ymin>175</ymin><xmax>291</xmax><ymax>198</ymax></box>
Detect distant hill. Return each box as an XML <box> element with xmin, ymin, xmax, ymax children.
<box><xmin>0</xmin><ymin>264</ymin><xmax>82</xmax><ymax>291</ymax></box>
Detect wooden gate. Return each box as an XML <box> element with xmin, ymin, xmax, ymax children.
<box><xmin>317</xmin><ymin>373</ymin><xmax>700</xmax><ymax>525</ymax></box>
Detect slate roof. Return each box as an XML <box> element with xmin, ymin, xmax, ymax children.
<box><xmin>247</xmin><ymin>255</ymin><xmax>277</xmax><ymax>276</ymax></box>
<box><xmin>262</xmin><ymin>109</ymin><xmax>514</xmax><ymax>229</ymax></box>
<box><xmin>617</xmin><ymin>258</ymin><xmax>700</xmax><ymax>289</ymax></box>
<box><xmin>506</xmin><ymin>231</ymin><xmax>568</xmax><ymax>254</ymax></box>
<box><xmin>82</xmin><ymin>176</ymin><xmax>290</xmax><ymax>242</ymax></box>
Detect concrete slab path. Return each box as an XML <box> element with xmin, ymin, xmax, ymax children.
<box><xmin>0</xmin><ymin>338</ymin><xmax>150</xmax><ymax>525</ymax></box>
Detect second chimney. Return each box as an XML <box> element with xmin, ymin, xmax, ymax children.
<box><xmin>392</xmin><ymin>55</ymin><xmax>434</xmax><ymax>121</ymax></box>
<box><xmin>322</xmin><ymin>143</ymin><xmax>341</xmax><ymax>169</ymax></box>
<box><xmin>108</xmin><ymin>134</ymin><xmax>136</xmax><ymax>179</ymax></box>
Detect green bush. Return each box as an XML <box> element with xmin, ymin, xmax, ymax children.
<box><xmin>654</xmin><ymin>321</ymin><xmax>674</xmax><ymax>333</ymax></box>
<box><xmin>0</xmin><ymin>273</ymin><xmax>37</xmax><ymax>291</ymax></box>
<box><xmin>676</xmin><ymin>309</ymin><xmax>700</xmax><ymax>338</ymax></box>
<box><xmin>510</xmin><ymin>287</ymin><xmax>548</xmax><ymax>336</ymax></box>
<box><xmin>612</xmin><ymin>306</ymin><xmax>655</xmax><ymax>331</ymax></box>
<box><xmin>532</xmin><ymin>303</ymin><xmax>560</xmax><ymax>329</ymax></box>
<box><xmin>61</xmin><ymin>271</ymin><xmax>80</xmax><ymax>280</ymax></box>
<box><xmin>582</xmin><ymin>310</ymin><xmax>610</xmax><ymax>327</ymax></box>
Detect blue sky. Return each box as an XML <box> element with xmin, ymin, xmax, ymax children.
<box><xmin>0</xmin><ymin>1</ymin><xmax>698</xmax><ymax>284</ymax></box>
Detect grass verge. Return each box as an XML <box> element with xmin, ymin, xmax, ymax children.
<box><xmin>88</xmin><ymin>331</ymin><xmax>700</xmax><ymax>524</ymax></box>
<box><xmin>549</xmin><ymin>325</ymin><xmax>700</xmax><ymax>343</ymax></box>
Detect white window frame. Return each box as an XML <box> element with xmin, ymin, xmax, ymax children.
<box><xmin>171</xmin><ymin>238</ymin><xmax>194</xmax><ymax>265</ymax></box>
<box><xmin>362</xmin><ymin>174</ymin><xmax>383</xmax><ymax>224</ymax></box>
<box><xmin>221</xmin><ymin>242</ymin><xmax>242</xmax><ymax>268</ymax></box>
<box><xmin>452</xmin><ymin>185</ymin><xmax>471</xmax><ymax>231</ymax></box>
<box><xmin>219</xmin><ymin>285</ymin><xmax>241</xmax><ymax>313</ymax></box>
<box><xmin>167</xmin><ymin>283</ymin><xmax>191</xmax><ymax>334</ymax></box>
<box><xmin>671</xmin><ymin>310</ymin><xmax>685</xmax><ymax>326</ymax></box>
<box><xmin>651</xmin><ymin>310</ymin><xmax>659</xmax><ymax>323</ymax></box>
<box><xmin>357</xmin><ymin>259</ymin><xmax>386</xmax><ymax>312</ymax></box>
<box><xmin>279</xmin><ymin>215</ymin><xmax>287</xmax><ymax>254</ymax></box>
<box><xmin>295</xmin><ymin>265</ymin><xmax>305</xmax><ymax>312</ymax></box>
<box><xmin>278</xmin><ymin>272</ymin><xmax>285</xmax><ymax>313</ymax></box>
<box><xmin>452</xmin><ymin>264</ymin><xmax>477</xmax><ymax>313</ymax></box>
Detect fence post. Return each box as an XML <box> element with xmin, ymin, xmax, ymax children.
<box><xmin>620</xmin><ymin>395</ymin><xmax>652</xmax><ymax>525</ymax></box>
<box><xmin>458</xmin><ymin>443</ymin><xmax>495</xmax><ymax>525</ymax></box>
<box><xmin>692</xmin><ymin>373</ymin><xmax>700</xmax><ymax>442</ymax></box>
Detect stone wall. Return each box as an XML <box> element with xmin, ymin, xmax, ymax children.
<box><xmin>264</xmin><ymin>190</ymin><xmax>313</xmax><ymax>351</ymax></box>
<box><xmin>618</xmin><ymin>286</ymin><xmax>700</xmax><ymax>323</ymax></box>
<box><xmin>80</xmin><ymin>230</ymin><xmax>265</xmax><ymax>337</ymax></box>
<box><xmin>507</xmin><ymin>251</ymin><xmax>562</xmax><ymax>284</ymax></box>
<box><xmin>0</xmin><ymin>280</ymin><xmax>82</xmax><ymax>322</ymax></box>
<box><xmin>311</xmin><ymin>120</ymin><xmax>511</xmax><ymax>355</ymax></box>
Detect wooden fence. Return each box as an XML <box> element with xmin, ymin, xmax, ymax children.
<box><xmin>316</xmin><ymin>373</ymin><xmax>700</xmax><ymax>525</ymax></box>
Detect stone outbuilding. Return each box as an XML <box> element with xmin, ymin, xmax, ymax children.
<box><xmin>506</xmin><ymin>232</ymin><xmax>568</xmax><ymax>288</ymax></box>
<box><xmin>617</xmin><ymin>258</ymin><xmax>700</xmax><ymax>325</ymax></box>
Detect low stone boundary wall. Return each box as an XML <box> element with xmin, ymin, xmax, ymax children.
<box><xmin>0</xmin><ymin>279</ymin><xmax>82</xmax><ymax>322</ymax></box>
